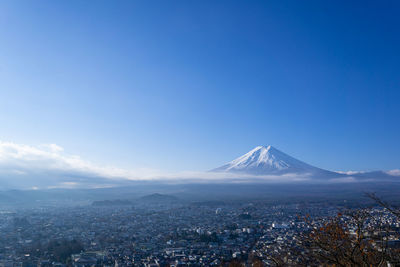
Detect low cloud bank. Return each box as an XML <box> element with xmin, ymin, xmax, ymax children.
<box><xmin>336</xmin><ymin>170</ymin><xmax>366</xmax><ymax>175</ymax></box>
<box><xmin>387</xmin><ymin>169</ymin><xmax>400</xmax><ymax>176</ymax></box>
<box><xmin>0</xmin><ymin>141</ymin><xmax>315</xmax><ymax>189</ymax></box>
<box><xmin>0</xmin><ymin>141</ymin><xmax>397</xmax><ymax>189</ymax></box>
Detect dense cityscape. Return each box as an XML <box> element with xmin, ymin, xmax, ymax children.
<box><xmin>1</xmin><ymin>194</ymin><xmax>399</xmax><ymax>267</ymax></box>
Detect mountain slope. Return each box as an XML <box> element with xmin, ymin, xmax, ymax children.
<box><xmin>212</xmin><ymin>145</ymin><xmax>339</xmax><ymax>178</ymax></box>
<box><xmin>138</xmin><ymin>193</ymin><xmax>179</xmax><ymax>203</ymax></box>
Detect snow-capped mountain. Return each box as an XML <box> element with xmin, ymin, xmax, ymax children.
<box><xmin>212</xmin><ymin>145</ymin><xmax>339</xmax><ymax>177</ymax></box>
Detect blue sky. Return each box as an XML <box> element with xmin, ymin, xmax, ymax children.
<box><xmin>0</xmin><ymin>0</ymin><xmax>399</xmax><ymax>172</ymax></box>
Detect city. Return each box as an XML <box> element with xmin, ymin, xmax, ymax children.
<box><xmin>1</xmin><ymin>194</ymin><xmax>399</xmax><ymax>266</ymax></box>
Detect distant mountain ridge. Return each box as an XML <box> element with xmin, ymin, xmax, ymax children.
<box><xmin>138</xmin><ymin>193</ymin><xmax>178</xmax><ymax>203</ymax></box>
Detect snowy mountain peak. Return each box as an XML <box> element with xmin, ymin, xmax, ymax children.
<box><xmin>212</xmin><ymin>145</ymin><xmax>336</xmax><ymax>176</ymax></box>
<box><xmin>221</xmin><ymin>145</ymin><xmax>295</xmax><ymax>172</ymax></box>
<box><xmin>230</xmin><ymin>145</ymin><xmax>289</xmax><ymax>171</ymax></box>
<box><xmin>252</xmin><ymin>145</ymin><xmax>273</xmax><ymax>153</ymax></box>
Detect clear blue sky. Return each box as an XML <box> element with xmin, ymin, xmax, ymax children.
<box><xmin>0</xmin><ymin>0</ymin><xmax>399</xmax><ymax>172</ymax></box>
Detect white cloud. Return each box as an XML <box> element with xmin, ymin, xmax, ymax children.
<box><xmin>0</xmin><ymin>141</ymin><xmax>147</xmax><ymax>181</ymax></box>
<box><xmin>336</xmin><ymin>170</ymin><xmax>365</xmax><ymax>175</ymax></box>
<box><xmin>0</xmin><ymin>141</ymin><xmax>317</xmax><ymax>189</ymax></box>
<box><xmin>2</xmin><ymin>141</ymin><xmax>384</xmax><ymax>189</ymax></box>
<box><xmin>387</xmin><ymin>169</ymin><xmax>400</xmax><ymax>176</ymax></box>
<box><xmin>40</xmin><ymin>143</ymin><xmax>64</xmax><ymax>153</ymax></box>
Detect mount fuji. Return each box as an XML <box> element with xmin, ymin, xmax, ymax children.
<box><xmin>212</xmin><ymin>145</ymin><xmax>342</xmax><ymax>178</ymax></box>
